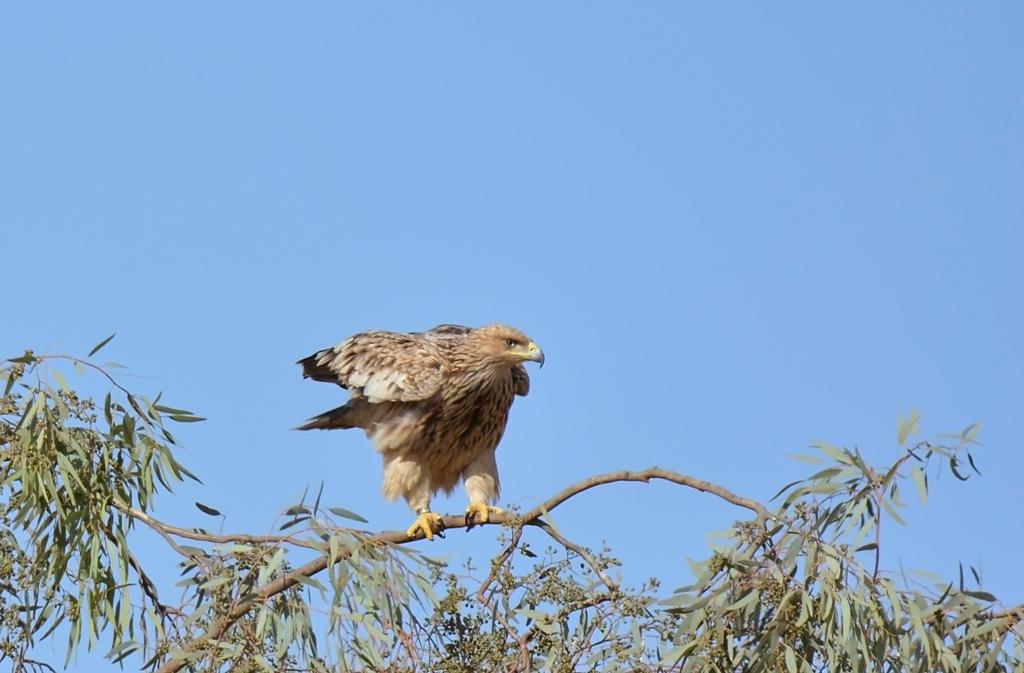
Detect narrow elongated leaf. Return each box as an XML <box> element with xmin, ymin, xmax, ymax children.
<box><xmin>960</xmin><ymin>422</ymin><xmax>980</xmax><ymax>443</ymax></box>
<box><xmin>785</xmin><ymin>645</ymin><xmax>798</xmax><ymax>673</ymax></box>
<box><xmin>911</xmin><ymin>466</ymin><xmax>928</xmax><ymax>504</ymax></box>
<box><xmin>897</xmin><ymin>408</ymin><xmax>920</xmax><ymax>444</ymax></box>
<box><xmin>658</xmin><ymin>640</ymin><xmax>699</xmax><ymax>665</ymax></box>
<box><xmin>200</xmin><ymin>576</ymin><xmax>233</xmax><ymax>591</ymax></box>
<box><xmin>786</xmin><ymin>452</ymin><xmax>824</xmax><ymax>464</ymax></box>
<box><xmin>153</xmin><ymin>403</ymin><xmax>195</xmax><ymax>415</ymax></box>
<box><xmin>88</xmin><ymin>333</ymin><xmax>117</xmax><ymax>357</ymax></box>
<box><xmin>279</xmin><ymin>515</ymin><xmax>309</xmax><ymax>530</ymax></box>
<box><xmin>814</xmin><ymin>441</ymin><xmax>852</xmax><ymax>465</ymax></box>
<box><xmin>966</xmin><ymin>451</ymin><xmax>981</xmax><ymax>475</ymax></box>
<box><xmin>260</xmin><ymin>548</ymin><xmax>285</xmax><ymax>585</ymax></box>
<box><xmin>771</xmin><ymin>479</ymin><xmax>805</xmax><ymax>501</ymax></box>
<box><xmin>195</xmin><ymin>502</ymin><xmax>222</xmax><ymax>516</ymax></box>
<box><xmin>328</xmin><ymin>507</ymin><xmax>369</xmax><ymax>523</ymax></box>
<box><xmin>169</xmin><ymin>414</ymin><xmax>206</xmax><ymax>423</ymax></box>
<box><xmin>313</xmin><ymin>481</ymin><xmax>324</xmax><ymax>515</ymax></box>
<box><xmin>963</xmin><ymin>618</ymin><xmax>1003</xmax><ymax>640</ymax></box>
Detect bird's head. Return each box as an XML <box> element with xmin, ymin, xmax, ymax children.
<box><xmin>475</xmin><ymin>324</ymin><xmax>545</xmax><ymax>368</ymax></box>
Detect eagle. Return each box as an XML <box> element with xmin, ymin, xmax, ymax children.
<box><xmin>296</xmin><ymin>324</ymin><xmax>544</xmax><ymax>539</ymax></box>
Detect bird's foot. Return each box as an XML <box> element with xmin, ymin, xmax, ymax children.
<box><xmin>406</xmin><ymin>511</ymin><xmax>444</xmax><ymax>540</ymax></box>
<box><xmin>465</xmin><ymin>502</ymin><xmax>504</xmax><ymax>528</ymax></box>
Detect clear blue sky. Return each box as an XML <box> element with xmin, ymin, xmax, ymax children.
<box><xmin>3</xmin><ymin>2</ymin><xmax>1021</xmax><ymax>664</ymax></box>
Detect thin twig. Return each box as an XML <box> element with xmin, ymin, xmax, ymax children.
<box><xmin>474</xmin><ymin>526</ymin><xmax>530</xmax><ymax>672</ymax></box>
<box><xmin>476</xmin><ymin>525</ymin><xmax>523</xmax><ymax>603</ymax></box>
<box><xmin>113</xmin><ymin>498</ymin><xmax>321</xmax><ymax>550</ymax></box>
<box><xmin>100</xmin><ymin>523</ymin><xmax>183</xmax><ymax>618</ymax></box>
<box><xmin>131</xmin><ymin>546</ymin><xmax>184</xmax><ymax>618</ymax></box>
<box><xmin>533</xmin><ymin>521</ymin><xmax>618</xmax><ymax>592</ymax></box>
<box><xmin>31</xmin><ymin>354</ymin><xmax>135</xmax><ymax>398</ymax></box>
<box><xmin>872</xmin><ymin>480</ymin><xmax>882</xmax><ymax>581</ymax></box>
<box><xmin>520</xmin><ymin>593</ymin><xmax>615</xmax><ymax>645</ymax></box>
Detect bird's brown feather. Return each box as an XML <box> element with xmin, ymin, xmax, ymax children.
<box><xmin>297</xmin><ymin>324</ymin><xmax>539</xmax><ymax>512</ymax></box>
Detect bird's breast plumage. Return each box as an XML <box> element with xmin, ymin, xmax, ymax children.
<box><xmin>390</xmin><ymin>359</ymin><xmax>517</xmax><ymax>490</ymax></box>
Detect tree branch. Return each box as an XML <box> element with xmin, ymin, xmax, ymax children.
<box><xmin>509</xmin><ymin>466</ymin><xmax>771</xmax><ymax>522</ymax></box>
<box><xmin>151</xmin><ymin>465</ymin><xmax>768</xmax><ymax>673</ymax></box>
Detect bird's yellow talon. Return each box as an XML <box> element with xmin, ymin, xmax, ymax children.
<box><xmin>465</xmin><ymin>502</ymin><xmax>504</xmax><ymax>526</ymax></box>
<box><xmin>406</xmin><ymin>511</ymin><xmax>443</xmax><ymax>539</ymax></box>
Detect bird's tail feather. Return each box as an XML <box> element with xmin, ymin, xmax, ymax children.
<box><xmin>297</xmin><ymin>349</ymin><xmax>341</xmax><ymax>384</ymax></box>
<box><xmin>295</xmin><ymin>404</ymin><xmax>358</xmax><ymax>431</ymax></box>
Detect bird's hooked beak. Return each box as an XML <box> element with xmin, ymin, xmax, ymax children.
<box><xmin>525</xmin><ymin>341</ymin><xmax>545</xmax><ymax>368</ymax></box>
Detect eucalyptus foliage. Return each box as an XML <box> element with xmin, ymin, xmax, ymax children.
<box><xmin>1</xmin><ymin>342</ymin><xmax>1020</xmax><ymax>672</ymax></box>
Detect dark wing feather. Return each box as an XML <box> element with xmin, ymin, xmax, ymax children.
<box><xmin>420</xmin><ymin>323</ymin><xmax>473</xmax><ymax>336</ymax></box>
<box><xmin>298</xmin><ymin>331</ymin><xmax>446</xmax><ymax>402</ymax></box>
<box><xmin>511</xmin><ymin>364</ymin><xmax>530</xmax><ymax>396</ymax></box>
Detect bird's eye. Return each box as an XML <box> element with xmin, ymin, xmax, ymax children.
<box><xmin>506</xmin><ymin>338</ymin><xmax>519</xmax><ymax>349</ymax></box>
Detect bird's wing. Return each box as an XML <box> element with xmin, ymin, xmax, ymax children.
<box><xmin>298</xmin><ymin>331</ymin><xmax>446</xmax><ymax>403</ymax></box>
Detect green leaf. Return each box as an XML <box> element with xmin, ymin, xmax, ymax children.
<box><xmin>725</xmin><ymin>590</ymin><xmax>758</xmax><ymax>613</ymax></box>
<box><xmin>539</xmin><ymin>505</ymin><xmax>560</xmax><ymax>535</ymax></box>
<box><xmin>153</xmin><ymin>403</ymin><xmax>195</xmax><ymax>415</ymax></box>
<box><xmin>960</xmin><ymin>422</ymin><xmax>980</xmax><ymax>443</ymax></box>
<box><xmin>963</xmin><ymin>617</ymin><xmax>1003</xmax><ymax>640</ymax></box>
<box><xmin>962</xmin><ymin>590</ymin><xmax>997</xmax><ymax>602</ymax></box>
<box><xmin>279</xmin><ymin>516</ymin><xmax>309</xmax><ymax>530</ymax></box>
<box><xmin>255</xmin><ymin>606</ymin><xmax>271</xmax><ymax>638</ymax></box>
<box><xmin>966</xmin><ymin>451</ymin><xmax>982</xmax><ymax>475</ymax></box>
<box><xmin>289</xmin><ymin>572</ymin><xmax>327</xmax><ymax>594</ymax></box>
<box><xmin>88</xmin><ymin>333</ymin><xmax>117</xmax><ymax>357</ymax></box>
<box><xmin>169</xmin><ymin>414</ymin><xmax>206</xmax><ymax>423</ymax></box>
<box><xmin>950</xmin><ymin>458</ymin><xmax>970</xmax><ymax>481</ymax></box>
<box><xmin>771</xmin><ymin>479</ymin><xmax>804</xmax><ymax>501</ymax></box>
<box><xmin>195</xmin><ymin>501</ymin><xmax>222</xmax><ymax>516</ymax></box>
<box><xmin>516</xmin><ymin>608</ymin><xmax>551</xmax><ymax>622</ymax></box>
<box><xmin>910</xmin><ymin>466</ymin><xmax>928</xmax><ymax>504</ymax></box>
<box><xmin>808</xmin><ymin>467</ymin><xmax>844</xmax><ymax>481</ymax></box>
<box><xmin>813</xmin><ymin>441</ymin><xmax>853</xmax><ymax>465</ymax></box>
<box><xmin>53</xmin><ymin>369</ymin><xmax>69</xmax><ymax>392</ymax></box>
<box><xmin>199</xmin><ymin>576</ymin><xmax>233</xmax><ymax>591</ymax></box>
<box><xmin>784</xmin><ymin>645</ymin><xmax>798</xmax><ymax>673</ymax></box>
<box><xmin>312</xmin><ymin>480</ymin><xmax>324</xmax><ymax>515</ymax></box>
<box><xmin>896</xmin><ymin>407</ymin><xmax>920</xmax><ymax>444</ymax></box>
<box><xmin>786</xmin><ymin>452</ymin><xmax>824</xmax><ymax>464</ymax></box>
<box><xmin>658</xmin><ymin>640</ymin><xmax>699</xmax><ymax>665</ymax></box>
<box><xmin>328</xmin><ymin>506</ymin><xmax>369</xmax><ymax>523</ymax></box>
<box><xmin>881</xmin><ymin>499</ymin><xmax>906</xmax><ymax>526</ymax></box>
<box><xmin>910</xmin><ymin>568</ymin><xmax>943</xmax><ymax>581</ymax></box>
<box><xmin>260</xmin><ymin>548</ymin><xmax>285</xmax><ymax>585</ymax></box>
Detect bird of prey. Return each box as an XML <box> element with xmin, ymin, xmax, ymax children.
<box><xmin>296</xmin><ymin>324</ymin><xmax>544</xmax><ymax>539</ymax></box>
